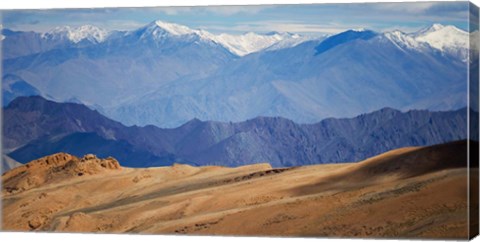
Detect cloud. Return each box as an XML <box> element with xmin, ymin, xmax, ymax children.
<box><xmin>200</xmin><ymin>17</ymin><xmax>459</xmax><ymax>36</ymax></box>
<box><xmin>101</xmin><ymin>20</ymin><xmax>145</xmax><ymax>30</ymax></box>
<box><xmin>151</xmin><ymin>5</ymin><xmax>269</xmax><ymax>16</ymax></box>
<box><xmin>378</xmin><ymin>25</ymin><xmax>426</xmax><ymax>33</ymax></box>
<box><xmin>1</xmin><ymin>2</ymin><xmax>470</xmax><ymax>34</ymax></box>
<box><xmin>369</xmin><ymin>1</ymin><xmax>468</xmax><ymax>19</ymax></box>
<box><xmin>27</xmin><ymin>20</ymin><xmax>40</xmax><ymax>25</ymax></box>
<box><xmin>202</xmin><ymin>5</ymin><xmax>268</xmax><ymax>15</ymax></box>
<box><xmin>425</xmin><ymin>2</ymin><xmax>469</xmax><ymax>15</ymax></box>
<box><xmin>371</xmin><ymin>2</ymin><xmax>438</xmax><ymax>14</ymax></box>
<box><xmin>200</xmin><ymin>21</ymin><xmax>363</xmax><ymax>35</ymax></box>
<box><xmin>150</xmin><ymin>6</ymin><xmax>194</xmax><ymax>15</ymax></box>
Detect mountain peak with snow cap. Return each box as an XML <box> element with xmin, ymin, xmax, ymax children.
<box><xmin>426</xmin><ymin>23</ymin><xmax>445</xmax><ymax>32</ymax></box>
<box><xmin>411</xmin><ymin>23</ymin><xmax>468</xmax><ymax>60</ymax></box>
<box><xmin>152</xmin><ymin>20</ymin><xmax>197</xmax><ymax>36</ymax></box>
<box><xmin>383</xmin><ymin>30</ymin><xmax>427</xmax><ymax>51</ymax></box>
<box><xmin>137</xmin><ymin>20</ymin><xmax>215</xmax><ymax>43</ymax></box>
<box><xmin>413</xmin><ymin>23</ymin><xmax>467</xmax><ymax>49</ymax></box>
<box><xmin>136</xmin><ymin>20</ymin><xmax>308</xmax><ymax>56</ymax></box>
<box><xmin>352</xmin><ymin>28</ymin><xmax>367</xmax><ymax>32</ymax></box>
<box><xmin>42</xmin><ymin>25</ymin><xmax>109</xmax><ymax>43</ymax></box>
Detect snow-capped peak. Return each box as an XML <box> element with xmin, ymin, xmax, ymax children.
<box><xmin>352</xmin><ymin>28</ymin><xmax>367</xmax><ymax>32</ymax></box>
<box><xmin>383</xmin><ymin>30</ymin><xmax>424</xmax><ymax>51</ymax></box>
<box><xmin>413</xmin><ymin>24</ymin><xmax>467</xmax><ymax>51</ymax></box>
<box><xmin>411</xmin><ymin>23</ymin><xmax>468</xmax><ymax>60</ymax></box>
<box><xmin>211</xmin><ymin>32</ymin><xmax>299</xmax><ymax>56</ymax></box>
<box><xmin>421</xmin><ymin>23</ymin><xmax>445</xmax><ymax>33</ymax></box>
<box><xmin>138</xmin><ymin>20</ymin><xmax>309</xmax><ymax>56</ymax></box>
<box><xmin>379</xmin><ymin>24</ymin><xmax>469</xmax><ymax>61</ymax></box>
<box><xmin>153</xmin><ymin>20</ymin><xmax>196</xmax><ymax>36</ymax></box>
<box><xmin>42</xmin><ymin>25</ymin><xmax>109</xmax><ymax>43</ymax></box>
<box><xmin>140</xmin><ymin>20</ymin><xmax>213</xmax><ymax>42</ymax></box>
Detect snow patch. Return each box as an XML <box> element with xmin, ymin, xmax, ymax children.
<box><xmin>383</xmin><ymin>30</ymin><xmax>424</xmax><ymax>51</ymax></box>
<box><xmin>413</xmin><ymin>24</ymin><xmax>467</xmax><ymax>51</ymax></box>
<box><xmin>154</xmin><ymin>20</ymin><xmax>196</xmax><ymax>36</ymax></box>
<box><xmin>139</xmin><ymin>20</ymin><xmax>309</xmax><ymax>56</ymax></box>
<box><xmin>210</xmin><ymin>32</ymin><xmax>299</xmax><ymax>56</ymax></box>
<box><xmin>412</xmin><ymin>24</ymin><xmax>468</xmax><ymax>60</ymax></box>
<box><xmin>42</xmin><ymin>25</ymin><xmax>109</xmax><ymax>43</ymax></box>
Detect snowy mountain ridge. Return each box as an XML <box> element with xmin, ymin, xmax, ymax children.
<box><xmin>371</xmin><ymin>24</ymin><xmax>470</xmax><ymax>61</ymax></box>
<box><xmin>135</xmin><ymin>20</ymin><xmax>311</xmax><ymax>56</ymax></box>
<box><xmin>4</xmin><ymin>20</ymin><xmax>471</xmax><ymax>58</ymax></box>
<box><xmin>1</xmin><ymin>21</ymin><xmax>473</xmax><ymax>127</ymax></box>
<box><xmin>383</xmin><ymin>30</ymin><xmax>425</xmax><ymax>50</ymax></box>
<box><xmin>209</xmin><ymin>31</ymin><xmax>306</xmax><ymax>56</ymax></box>
<box><xmin>130</xmin><ymin>21</ymin><xmax>473</xmax><ymax>58</ymax></box>
<box><xmin>411</xmin><ymin>24</ymin><xmax>469</xmax><ymax>60</ymax></box>
<box><xmin>41</xmin><ymin>25</ymin><xmax>110</xmax><ymax>43</ymax></box>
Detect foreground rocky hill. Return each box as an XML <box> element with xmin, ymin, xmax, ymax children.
<box><xmin>3</xmin><ymin>153</ymin><xmax>121</xmax><ymax>194</ymax></box>
<box><xmin>3</xmin><ymin>96</ymin><xmax>471</xmax><ymax>168</ymax></box>
<box><xmin>1</xmin><ymin>140</ymin><xmax>477</xmax><ymax>239</ymax></box>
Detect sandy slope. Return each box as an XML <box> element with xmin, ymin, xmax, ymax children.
<box><xmin>1</xmin><ymin>140</ymin><xmax>476</xmax><ymax>239</ymax></box>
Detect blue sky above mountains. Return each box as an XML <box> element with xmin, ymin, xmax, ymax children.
<box><xmin>2</xmin><ymin>2</ymin><xmax>471</xmax><ymax>35</ymax></box>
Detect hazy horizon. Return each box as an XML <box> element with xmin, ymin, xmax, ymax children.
<box><xmin>2</xmin><ymin>2</ymin><xmax>471</xmax><ymax>35</ymax></box>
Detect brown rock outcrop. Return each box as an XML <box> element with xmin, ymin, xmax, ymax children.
<box><xmin>2</xmin><ymin>153</ymin><xmax>121</xmax><ymax>195</ymax></box>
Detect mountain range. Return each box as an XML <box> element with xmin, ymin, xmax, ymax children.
<box><xmin>1</xmin><ymin>21</ymin><xmax>476</xmax><ymax>128</ymax></box>
<box><xmin>3</xmin><ymin>96</ymin><xmax>471</xmax><ymax>168</ymax></box>
<box><xmin>1</xmin><ymin>21</ymin><xmax>310</xmax><ymax>59</ymax></box>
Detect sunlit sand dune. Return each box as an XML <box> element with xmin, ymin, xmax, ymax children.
<box><xmin>1</xmin><ymin>140</ymin><xmax>476</xmax><ymax>239</ymax></box>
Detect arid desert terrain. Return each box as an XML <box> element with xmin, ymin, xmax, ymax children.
<box><xmin>1</xmin><ymin>140</ymin><xmax>477</xmax><ymax>239</ymax></box>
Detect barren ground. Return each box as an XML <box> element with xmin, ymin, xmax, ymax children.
<box><xmin>1</xmin><ymin>140</ymin><xmax>476</xmax><ymax>239</ymax></box>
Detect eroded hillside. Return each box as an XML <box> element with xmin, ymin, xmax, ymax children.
<box><xmin>1</xmin><ymin>141</ymin><xmax>476</xmax><ymax>239</ymax></box>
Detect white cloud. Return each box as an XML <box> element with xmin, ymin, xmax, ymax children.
<box><xmin>151</xmin><ymin>5</ymin><xmax>269</xmax><ymax>16</ymax></box>
<box><xmin>200</xmin><ymin>20</ymin><xmax>439</xmax><ymax>36</ymax></box>
<box><xmin>200</xmin><ymin>21</ymin><xmax>360</xmax><ymax>35</ymax></box>
<box><xmin>103</xmin><ymin>20</ymin><xmax>145</xmax><ymax>30</ymax></box>
<box><xmin>203</xmin><ymin>5</ymin><xmax>268</xmax><ymax>15</ymax></box>
<box><xmin>371</xmin><ymin>2</ymin><xmax>438</xmax><ymax>14</ymax></box>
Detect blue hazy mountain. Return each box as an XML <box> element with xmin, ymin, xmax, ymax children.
<box><xmin>111</xmin><ymin>29</ymin><xmax>466</xmax><ymax>127</ymax></box>
<box><xmin>1</xmin><ymin>22</ymin><xmax>470</xmax><ymax>128</ymax></box>
<box><xmin>1</xmin><ymin>25</ymin><xmax>110</xmax><ymax>59</ymax></box>
<box><xmin>4</xmin><ymin>96</ymin><xmax>469</xmax><ymax>167</ymax></box>
<box><xmin>2</xmin><ymin>74</ymin><xmax>40</xmax><ymax>106</ymax></box>
<box><xmin>8</xmin><ymin>132</ymin><xmax>174</xmax><ymax>168</ymax></box>
<box><xmin>315</xmin><ymin>29</ymin><xmax>377</xmax><ymax>55</ymax></box>
<box><xmin>2</xmin><ymin>21</ymin><xmax>237</xmax><ymax>112</ymax></box>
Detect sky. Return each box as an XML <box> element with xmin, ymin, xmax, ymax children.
<box><xmin>0</xmin><ymin>2</ymin><xmax>473</xmax><ymax>35</ymax></box>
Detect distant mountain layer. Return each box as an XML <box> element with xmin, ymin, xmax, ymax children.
<box><xmin>1</xmin><ymin>21</ymin><xmax>308</xmax><ymax>59</ymax></box>
<box><xmin>3</xmin><ymin>96</ymin><xmax>471</xmax><ymax>168</ymax></box>
<box><xmin>2</xmin><ymin>22</ymin><xmax>475</xmax><ymax>127</ymax></box>
<box><xmin>2</xmin><ymin>74</ymin><xmax>40</xmax><ymax>106</ymax></box>
<box><xmin>1</xmin><ymin>155</ymin><xmax>22</xmax><ymax>173</ymax></box>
